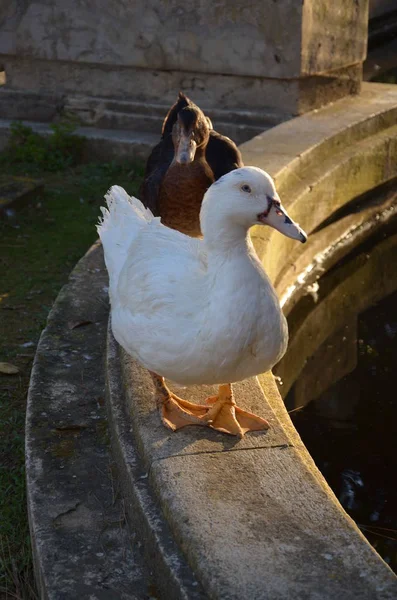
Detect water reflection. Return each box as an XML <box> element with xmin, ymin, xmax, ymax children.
<box><xmin>287</xmin><ymin>290</ymin><xmax>397</xmax><ymax>571</ymax></box>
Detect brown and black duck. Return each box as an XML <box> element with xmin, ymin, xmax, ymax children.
<box><xmin>141</xmin><ymin>92</ymin><xmax>243</xmax><ymax>236</ymax></box>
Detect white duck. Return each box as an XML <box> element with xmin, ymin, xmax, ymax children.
<box><xmin>98</xmin><ymin>167</ymin><xmax>307</xmax><ymax>438</ymax></box>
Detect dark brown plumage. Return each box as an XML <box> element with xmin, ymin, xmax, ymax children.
<box><xmin>141</xmin><ymin>92</ymin><xmax>243</xmax><ymax>236</ymax></box>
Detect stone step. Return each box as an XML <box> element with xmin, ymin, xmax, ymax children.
<box><xmin>0</xmin><ymin>118</ymin><xmax>158</xmax><ymax>162</ymax></box>
<box><xmin>0</xmin><ymin>87</ymin><xmax>60</xmax><ymax>121</ymax></box>
<box><xmin>62</xmin><ymin>93</ymin><xmax>282</xmax><ymax>123</ymax></box>
<box><xmin>64</xmin><ymin>108</ymin><xmax>267</xmax><ymax>144</ymax></box>
<box><xmin>62</xmin><ymin>95</ymin><xmax>278</xmax><ymax>143</ymax></box>
<box><xmin>0</xmin><ymin>88</ymin><xmax>281</xmax><ymax>145</ymax></box>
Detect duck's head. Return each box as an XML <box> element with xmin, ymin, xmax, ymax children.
<box><xmin>202</xmin><ymin>166</ymin><xmax>307</xmax><ymax>243</ymax></box>
<box><xmin>172</xmin><ymin>104</ymin><xmax>211</xmax><ymax>165</ymax></box>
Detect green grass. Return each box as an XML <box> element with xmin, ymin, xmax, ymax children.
<box><xmin>0</xmin><ymin>152</ymin><xmax>144</xmax><ymax>598</ymax></box>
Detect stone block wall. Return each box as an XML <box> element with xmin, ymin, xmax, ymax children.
<box><xmin>0</xmin><ymin>1</ymin><xmax>369</xmax><ymax>136</ymax></box>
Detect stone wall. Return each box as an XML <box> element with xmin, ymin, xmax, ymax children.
<box><xmin>0</xmin><ymin>1</ymin><xmax>369</xmax><ymax>135</ymax></box>
<box><xmin>0</xmin><ymin>1</ymin><xmax>368</xmax><ymax>79</ymax></box>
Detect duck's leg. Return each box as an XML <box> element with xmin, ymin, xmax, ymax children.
<box><xmin>150</xmin><ymin>372</ymin><xmax>210</xmax><ymax>431</ymax></box>
<box><xmin>203</xmin><ymin>384</ymin><xmax>270</xmax><ymax>439</ymax></box>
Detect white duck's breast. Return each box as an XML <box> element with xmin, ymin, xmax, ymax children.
<box><xmin>180</xmin><ymin>250</ymin><xmax>288</xmax><ymax>384</ymax></box>
<box><xmin>111</xmin><ymin>246</ymin><xmax>288</xmax><ymax>386</ymax></box>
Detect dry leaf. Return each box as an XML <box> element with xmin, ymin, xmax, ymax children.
<box><xmin>0</xmin><ymin>362</ymin><xmax>20</xmax><ymax>375</ymax></box>
<box><xmin>67</xmin><ymin>320</ymin><xmax>94</xmax><ymax>330</ymax></box>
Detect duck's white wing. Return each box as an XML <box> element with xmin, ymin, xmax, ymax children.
<box><xmin>116</xmin><ymin>220</ymin><xmax>208</xmax><ymax>317</ymax></box>
<box><xmin>97</xmin><ymin>185</ymin><xmax>209</xmax><ymax>372</ymax></box>
<box><xmin>98</xmin><ymin>185</ymin><xmax>207</xmax><ymax>309</ymax></box>
<box><xmin>111</xmin><ymin>220</ymin><xmax>209</xmax><ymax>375</ymax></box>
<box><xmin>98</xmin><ymin>185</ymin><xmax>154</xmax><ymax>303</ymax></box>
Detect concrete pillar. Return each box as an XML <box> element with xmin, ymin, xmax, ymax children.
<box><xmin>0</xmin><ymin>1</ymin><xmax>369</xmax><ymax>134</ymax></box>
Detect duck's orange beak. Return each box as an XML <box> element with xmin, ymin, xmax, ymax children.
<box><xmin>175</xmin><ymin>132</ymin><xmax>197</xmax><ymax>165</ymax></box>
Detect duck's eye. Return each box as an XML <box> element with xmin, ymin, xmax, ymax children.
<box><xmin>241</xmin><ymin>184</ymin><xmax>251</xmax><ymax>193</ymax></box>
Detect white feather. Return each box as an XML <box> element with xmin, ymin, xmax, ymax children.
<box><xmin>97</xmin><ymin>185</ymin><xmax>154</xmax><ymax>303</ymax></box>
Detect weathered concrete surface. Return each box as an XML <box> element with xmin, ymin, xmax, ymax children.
<box><xmin>152</xmin><ymin>449</ymin><xmax>393</xmax><ymax>599</ymax></box>
<box><xmin>119</xmin><ymin>349</ymin><xmax>290</xmax><ymax>462</ymax></box>
<box><xmin>0</xmin><ymin>0</ymin><xmax>367</xmax><ymax>79</ymax></box>
<box><xmin>0</xmin><ymin>56</ymin><xmax>363</xmax><ymax>118</ymax></box>
<box><xmin>107</xmin><ymin>332</ymin><xmax>397</xmax><ymax>599</ymax></box>
<box><xmin>0</xmin><ymin>1</ymin><xmax>367</xmax><ymax>123</ymax></box>
<box><xmin>26</xmin><ymin>243</ymin><xmax>152</xmax><ymax>599</ymax></box>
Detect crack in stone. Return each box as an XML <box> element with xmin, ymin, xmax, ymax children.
<box><xmin>151</xmin><ymin>443</ymin><xmax>294</xmax><ymax>465</ymax></box>
<box><xmin>53</xmin><ymin>501</ymin><xmax>81</xmax><ymax>523</ymax></box>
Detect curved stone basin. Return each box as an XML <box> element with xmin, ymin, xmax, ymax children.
<box><xmin>282</xmin><ymin>241</ymin><xmax>397</xmax><ymax>571</ymax></box>
<box><xmin>27</xmin><ymin>82</ymin><xmax>397</xmax><ymax>598</ymax></box>
<box><xmin>277</xmin><ymin>225</ymin><xmax>397</xmax><ymax>398</ymax></box>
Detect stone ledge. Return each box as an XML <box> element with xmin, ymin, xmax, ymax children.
<box><xmin>1</xmin><ymin>54</ymin><xmax>362</xmax><ymax>114</ymax></box>
<box><xmin>267</xmin><ymin>122</ymin><xmax>397</xmax><ymax>295</ymax></box>
<box><xmin>107</xmin><ymin>331</ymin><xmax>397</xmax><ymax>600</ymax></box>
<box><xmin>241</xmin><ymin>83</ymin><xmax>397</xmax><ymax>291</ymax></box>
<box><xmin>241</xmin><ymin>83</ymin><xmax>397</xmax><ymax>197</ymax></box>
<box><xmin>26</xmin><ymin>243</ymin><xmax>151</xmax><ymax>599</ymax></box>
<box><xmin>106</xmin><ymin>323</ymin><xmax>207</xmax><ymax>600</ymax></box>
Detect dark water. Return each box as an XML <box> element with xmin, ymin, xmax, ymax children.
<box><xmin>287</xmin><ymin>289</ymin><xmax>397</xmax><ymax>571</ymax></box>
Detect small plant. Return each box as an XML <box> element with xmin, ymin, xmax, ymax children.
<box><xmin>1</xmin><ymin>120</ymin><xmax>85</xmax><ymax>172</ymax></box>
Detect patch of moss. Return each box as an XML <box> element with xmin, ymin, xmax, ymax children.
<box><xmin>96</xmin><ymin>420</ymin><xmax>110</xmax><ymax>448</ymax></box>
<box><xmin>0</xmin><ymin>121</ymin><xmax>85</xmax><ymax>173</ymax></box>
<box><xmin>51</xmin><ymin>438</ymin><xmax>77</xmax><ymax>459</ymax></box>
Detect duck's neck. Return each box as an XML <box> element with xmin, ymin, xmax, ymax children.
<box><xmin>202</xmin><ymin>216</ymin><xmax>252</xmax><ymax>258</ymax></box>
<box><xmin>194</xmin><ymin>143</ymin><xmax>207</xmax><ymax>161</ymax></box>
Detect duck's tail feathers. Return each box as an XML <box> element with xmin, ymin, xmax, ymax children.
<box><xmin>97</xmin><ymin>185</ymin><xmax>153</xmax><ymax>301</ymax></box>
